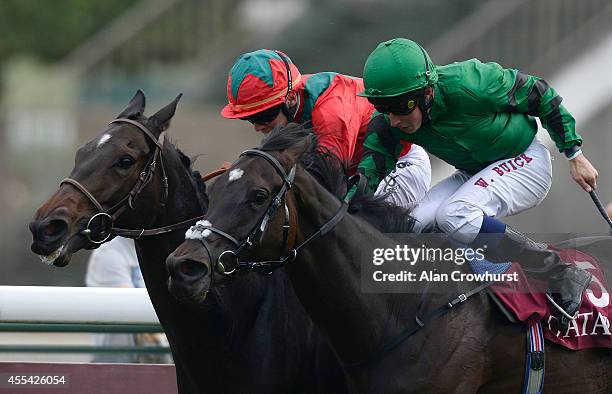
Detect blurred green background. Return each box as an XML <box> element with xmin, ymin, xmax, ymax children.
<box><xmin>1</xmin><ymin>0</ymin><xmax>611</xmax><ymax>286</ymax></box>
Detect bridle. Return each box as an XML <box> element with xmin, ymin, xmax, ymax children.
<box><xmin>189</xmin><ymin>148</ymin><xmax>348</xmax><ymax>275</ymax></box>
<box><xmin>60</xmin><ymin>118</ymin><xmax>204</xmax><ymax>244</ymax></box>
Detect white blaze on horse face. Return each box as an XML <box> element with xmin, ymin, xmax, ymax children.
<box><xmin>185</xmin><ymin>220</ymin><xmax>212</xmax><ymax>240</ymax></box>
<box><xmin>228</xmin><ymin>168</ymin><xmax>244</xmax><ymax>183</ymax></box>
<box><xmin>97</xmin><ymin>134</ymin><xmax>112</xmax><ymax>148</ymax></box>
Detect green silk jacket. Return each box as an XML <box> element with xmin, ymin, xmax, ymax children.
<box><xmin>358</xmin><ymin>59</ymin><xmax>582</xmax><ymax>193</ymax></box>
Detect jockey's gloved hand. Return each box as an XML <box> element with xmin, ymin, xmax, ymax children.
<box><xmin>567</xmin><ymin>150</ymin><xmax>598</xmax><ymax>192</ymax></box>
<box><xmin>345</xmin><ymin>173</ymin><xmax>370</xmax><ymax>214</ymax></box>
<box><xmin>346</xmin><ymin>184</ymin><xmax>358</xmax><ymax>202</ymax></box>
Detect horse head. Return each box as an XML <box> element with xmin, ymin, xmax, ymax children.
<box><xmin>166</xmin><ymin>124</ymin><xmax>316</xmax><ymax>303</ymax></box>
<box><xmin>30</xmin><ymin>90</ymin><xmax>183</xmax><ymax>267</ymax></box>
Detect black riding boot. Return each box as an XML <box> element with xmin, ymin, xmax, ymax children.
<box><xmin>482</xmin><ymin>226</ymin><xmax>592</xmax><ymax>331</ymax></box>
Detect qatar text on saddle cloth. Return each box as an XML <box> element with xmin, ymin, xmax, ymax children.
<box><xmin>470</xmin><ymin>247</ymin><xmax>611</xmax><ymax>350</ymax></box>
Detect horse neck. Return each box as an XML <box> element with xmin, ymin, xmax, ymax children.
<box><xmin>133</xmin><ymin>144</ymin><xmax>204</xmax><ymax>286</ymax></box>
<box><xmin>282</xmin><ymin>169</ymin><xmax>399</xmax><ymax>361</ymax></box>
<box><xmin>130</xmin><ymin>146</ymin><xmax>237</xmax><ymax>389</ymax></box>
<box><xmin>153</xmin><ymin>145</ymin><xmax>204</xmax><ymax>227</ymax></box>
<box><xmin>219</xmin><ymin>270</ymin><xmax>316</xmax><ymax>347</ymax></box>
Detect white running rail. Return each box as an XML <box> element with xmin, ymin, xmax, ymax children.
<box><xmin>0</xmin><ymin>286</ymin><xmax>159</xmax><ymax>325</ymax></box>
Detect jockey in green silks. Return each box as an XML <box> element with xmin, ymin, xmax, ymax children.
<box><xmin>356</xmin><ymin>38</ymin><xmax>599</xmax><ymax>329</ymax></box>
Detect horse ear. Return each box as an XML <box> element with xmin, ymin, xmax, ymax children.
<box><xmin>116</xmin><ymin>89</ymin><xmax>146</xmax><ymax>119</ymax></box>
<box><xmin>147</xmin><ymin>93</ymin><xmax>182</xmax><ymax>134</ymax></box>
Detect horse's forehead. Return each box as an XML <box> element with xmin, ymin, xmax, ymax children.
<box><xmin>234</xmin><ymin>156</ymin><xmax>279</xmax><ymax>179</ymax></box>
<box><xmin>208</xmin><ymin>170</ymin><xmax>251</xmax><ymax>202</ymax></box>
<box><xmin>228</xmin><ymin>168</ymin><xmax>244</xmax><ymax>182</ymax></box>
<box><xmin>96</xmin><ymin>133</ymin><xmax>112</xmax><ymax>148</ymax></box>
<box><xmin>83</xmin><ymin>124</ymin><xmax>146</xmax><ymax>153</ymax></box>
<box><xmin>224</xmin><ymin>164</ymin><xmax>269</xmax><ymax>187</ymax></box>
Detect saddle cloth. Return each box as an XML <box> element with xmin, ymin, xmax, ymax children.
<box><xmin>469</xmin><ymin>247</ymin><xmax>611</xmax><ymax>350</ymax></box>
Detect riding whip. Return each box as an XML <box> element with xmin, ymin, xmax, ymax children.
<box><xmin>588</xmin><ymin>190</ymin><xmax>612</xmax><ymax>231</ymax></box>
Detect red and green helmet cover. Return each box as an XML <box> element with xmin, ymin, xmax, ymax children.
<box><xmin>221</xmin><ymin>49</ymin><xmax>302</xmax><ymax>119</ymax></box>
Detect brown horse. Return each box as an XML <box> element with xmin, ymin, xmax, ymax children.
<box><xmin>166</xmin><ymin>124</ymin><xmax>612</xmax><ymax>393</ymax></box>
<box><xmin>29</xmin><ymin>92</ymin><xmax>348</xmax><ymax>394</ymax></box>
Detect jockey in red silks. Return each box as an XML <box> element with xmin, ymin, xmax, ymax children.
<box><xmin>221</xmin><ymin>49</ymin><xmax>431</xmax><ymax>208</ymax></box>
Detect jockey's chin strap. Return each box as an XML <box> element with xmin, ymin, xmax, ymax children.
<box><xmin>192</xmin><ymin>149</ymin><xmax>349</xmax><ymax>276</ymax></box>
<box><xmin>60</xmin><ymin>118</ymin><xmax>203</xmax><ymax>245</ymax></box>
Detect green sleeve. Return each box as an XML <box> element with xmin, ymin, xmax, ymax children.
<box><xmin>356</xmin><ymin>113</ymin><xmax>401</xmax><ymax>195</ymax></box>
<box><xmin>472</xmin><ymin>61</ymin><xmax>582</xmax><ymax>152</ymax></box>
<box><xmin>506</xmin><ymin>71</ymin><xmax>581</xmax><ymax>152</ymax></box>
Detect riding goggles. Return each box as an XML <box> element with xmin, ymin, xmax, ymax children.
<box><xmin>369</xmin><ymin>90</ymin><xmax>423</xmax><ymax>115</ymax></box>
<box><xmin>241</xmin><ymin>104</ymin><xmax>283</xmax><ymax>124</ymax></box>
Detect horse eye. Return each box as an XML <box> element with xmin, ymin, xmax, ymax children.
<box><xmin>252</xmin><ymin>189</ymin><xmax>269</xmax><ymax>205</ymax></box>
<box><xmin>116</xmin><ymin>155</ymin><xmax>135</xmax><ymax>169</ymax></box>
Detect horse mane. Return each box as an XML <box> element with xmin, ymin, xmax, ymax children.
<box><xmin>259</xmin><ymin>124</ymin><xmax>415</xmax><ymax>233</ymax></box>
<box><xmin>259</xmin><ymin>123</ymin><xmax>346</xmax><ymax>195</ymax></box>
<box><xmin>348</xmin><ymin>192</ymin><xmax>416</xmax><ymax>233</ymax></box>
<box><xmin>177</xmin><ymin>147</ymin><xmax>207</xmax><ymax>198</ymax></box>
<box><xmin>165</xmin><ymin>139</ymin><xmax>208</xmax><ymax>209</ymax></box>
<box><xmin>259</xmin><ymin>122</ymin><xmax>317</xmax><ymax>151</ymax></box>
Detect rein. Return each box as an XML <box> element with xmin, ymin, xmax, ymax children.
<box><xmin>344</xmin><ymin>281</ymin><xmax>493</xmax><ymax>368</ymax></box>
<box><xmin>60</xmin><ymin>118</ymin><xmax>204</xmax><ymax>244</ymax></box>
<box><xmin>191</xmin><ymin>149</ymin><xmax>349</xmax><ymax>275</ymax></box>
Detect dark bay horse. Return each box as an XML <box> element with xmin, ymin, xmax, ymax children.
<box><xmin>166</xmin><ymin>124</ymin><xmax>612</xmax><ymax>393</ymax></box>
<box><xmin>29</xmin><ymin>92</ymin><xmax>347</xmax><ymax>394</ymax></box>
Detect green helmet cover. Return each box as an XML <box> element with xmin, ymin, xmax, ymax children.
<box><xmin>358</xmin><ymin>38</ymin><xmax>438</xmax><ymax>98</ymax></box>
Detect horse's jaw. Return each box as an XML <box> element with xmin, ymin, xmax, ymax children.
<box><xmin>167</xmin><ymin>275</ymin><xmax>211</xmax><ymax>305</ymax></box>
<box><xmin>32</xmin><ymin>233</ymin><xmax>88</xmax><ymax>267</ymax></box>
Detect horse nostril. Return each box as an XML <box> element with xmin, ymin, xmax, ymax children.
<box><xmin>36</xmin><ymin>219</ymin><xmax>68</xmax><ymax>242</ymax></box>
<box><xmin>178</xmin><ymin>259</ymin><xmax>209</xmax><ymax>279</ymax></box>
<box><xmin>44</xmin><ymin>220</ymin><xmax>68</xmax><ymax>237</ymax></box>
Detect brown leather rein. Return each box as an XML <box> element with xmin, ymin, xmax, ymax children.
<box><xmin>59</xmin><ymin>118</ymin><xmax>211</xmax><ymax>244</ymax></box>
